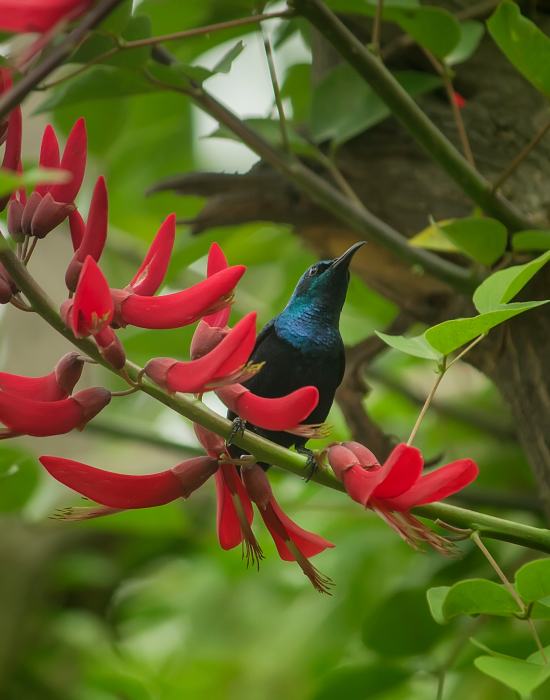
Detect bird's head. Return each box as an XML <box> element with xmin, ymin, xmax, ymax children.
<box><xmin>286</xmin><ymin>242</ymin><xmax>365</xmax><ymax>320</ymax></box>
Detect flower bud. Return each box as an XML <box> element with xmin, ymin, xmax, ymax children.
<box><xmin>94</xmin><ymin>325</ymin><xmax>126</xmax><ymax>370</ymax></box>
<box><xmin>171</xmin><ymin>456</ymin><xmax>219</xmax><ymax>498</ymax></box>
<box><xmin>71</xmin><ymin>387</ymin><xmax>112</xmax><ymax>430</ymax></box>
<box><xmin>30</xmin><ymin>192</ymin><xmax>75</xmax><ymax>239</ymax></box>
<box><xmin>7</xmin><ymin>197</ymin><xmax>25</xmax><ymax>242</ymax></box>
<box><xmin>21</xmin><ymin>191</ymin><xmax>42</xmax><ymax>236</ymax></box>
<box><xmin>54</xmin><ymin>352</ymin><xmax>85</xmax><ymax>396</ymax></box>
<box><xmin>190</xmin><ymin>319</ymin><xmax>231</xmax><ymax>360</ymax></box>
<box><xmin>240</xmin><ymin>463</ymin><xmax>273</xmax><ymax>510</ymax></box>
<box><xmin>193</xmin><ymin>423</ymin><xmax>225</xmax><ymax>457</ymax></box>
<box><xmin>342</xmin><ymin>441</ymin><xmax>379</xmax><ymax>468</ymax></box>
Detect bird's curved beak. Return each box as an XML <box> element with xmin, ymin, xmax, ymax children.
<box><xmin>329</xmin><ymin>241</ymin><xmax>366</xmax><ymax>270</ymax></box>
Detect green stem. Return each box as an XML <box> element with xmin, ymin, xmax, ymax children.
<box><xmin>290</xmin><ymin>0</ymin><xmax>535</xmax><ymax>233</ymax></box>
<box><xmin>1</xmin><ymin>231</ymin><xmax>550</xmax><ymax>554</ymax></box>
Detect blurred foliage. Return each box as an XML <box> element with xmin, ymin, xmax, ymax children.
<box><xmin>0</xmin><ymin>0</ymin><xmax>549</xmax><ymax>699</ymax></box>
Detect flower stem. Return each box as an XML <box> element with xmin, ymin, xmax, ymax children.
<box><xmin>407</xmin><ymin>356</ymin><xmax>447</xmax><ymax>446</ymax></box>
<box><xmin>371</xmin><ymin>0</ymin><xmax>384</xmax><ymax>55</ymax></box>
<box><xmin>260</xmin><ymin>24</ymin><xmax>291</xmax><ymax>154</ymax></box>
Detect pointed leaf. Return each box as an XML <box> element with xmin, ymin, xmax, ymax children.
<box><xmin>212</xmin><ymin>41</ymin><xmax>244</xmax><ymax>74</ymax></box>
<box><xmin>436</xmin><ymin>217</ymin><xmax>507</xmax><ymax>266</ymax></box>
<box><xmin>375</xmin><ymin>331</ymin><xmax>442</xmax><ymax>360</ymax></box>
<box><xmin>409</xmin><ymin>219</ymin><xmax>460</xmax><ymax>252</ymax></box>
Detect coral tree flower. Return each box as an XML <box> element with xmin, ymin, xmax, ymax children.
<box><xmin>145</xmin><ymin>312</ymin><xmax>258</xmax><ymax>394</ymax></box>
<box><xmin>40</xmin><ymin>454</ymin><xmax>219</xmax><ymax>519</ymax></box>
<box><xmin>0</xmin><ymin>68</ymin><xmax>22</xmax><ymax>211</ymax></box>
<box><xmin>0</xmin><ymin>351</ymin><xmax>84</xmax><ymax>401</ymax></box>
<box><xmin>0</xmin><ymin>386</ymin><xmax>111</xmax><ymax>437</ymax></box>
<box><xmin>0</xmin><ymin>0</ymin><xmax>94</xmax><ymax>34</ymax></box>
<box><xmin>124</xmin><ymin>214</ymin><xmax>176</xmax><ymax>296</ymax></box>
<box><xmin>241</xmin><ymin>462</ymin><xmax>334</xmax><ymax>593</ymax></box>
<box><xmin>327</xmin><ymin>442</ymin><xmax>479</xmax><ymax>554</ymax></box>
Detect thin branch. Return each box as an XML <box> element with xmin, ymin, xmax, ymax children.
<box><xmin>493</xmin><ymin>115</ymin><xmax>550</xmax><ymax>191</ymax></box>
<box><xmin>371</xmin><ymin>0</ymin><xmax>384</xmax><ymax>55</ymax></box>
<box><xmin>260</xmin><ymin>24</ymin><xmax>292</xmax><ymax>154</ymax></box>
<box><xmin>407</xmin><ymin>356</ymin><xmax>447</xmax><ymax>446</ymax></box>
<box><xmin>0</xmin><ymin>0</ymin><xmax>127</xmax><ymax>120</ymax></box>
<box><xmin>314</xmin><ymin>147</ymin><xmax>364</xmax><ymax>207</ymax></box>
<box><xmin>290</xmin><ymin>0</ymin><xmax>535</xmax><ymax>233</ymax></box>
<box><xmin>42</xmin><ymin>10</ymin><xmax>294</xmax><ymax>90</ymax></box>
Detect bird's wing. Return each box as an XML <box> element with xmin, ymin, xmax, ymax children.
<box><xmin>251</xmin><ymin>318</ymin><xmax>276</xmax><ymax>356</ymax></box>
<box><xmin>337</xmin><ymin>345</ymin><xmax>346</xmax><ymax>387</ymax></box>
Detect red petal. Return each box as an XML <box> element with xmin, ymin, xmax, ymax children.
<box><xmin>372</xmin><ymin>443</ymin><xmax>424</xmax><ymax>499</ymax></box>
<box><xmin>205</xmin><ymin>243</ymin><xmax>230</xmax><ymax>326</ymax></box>
<box><xmin>342</xmin><ymin>441</ymin><xmax>379</xmax><ymax>468</ymax></box>
<box><xmin>77</xmin><ymin>175</ymin><xmax>107</xmax><ymax>263</ymax></box>
<box><xmin>35</xmin><ymin>124</ymin><xmax>60</xmax><ymax>197</ymax></box>
<box><xmin>341</xmin><ymin>465</ymin><xmax>389</xmax><ymax>507</ymax></box>
<box><xmin>260</xmin><ymin>497</ymin><xmax>335</xmax><ymax>561</ymax></box>
<box><xmin>1</xmin><ymin>105</ymin><xmax>21</xmax><ymax>172</ymax></box>
<box><xmin>71</xmin><ymin>256</ymin><xmax>113</xmax><ymax>337</ymax></box>
<box><xmin>148</xmin><ymin>312</ymin><xmax>256</xmax><ymax>393</ymax></box>
<box><xmin>217</xmin><ymin>385</ymin><xmax>319</xmax><ymax>431</ymax></box>
<box><xmin>69</xmin><ymin>209</ymin><xmax>85</xmax><ymax>251</ymax></box>
<box><xmin>0</xmin><ymin>360</ymin><xmax>78</xmax><ymax>401</ymax></box>
<box><xmin>39</xmin><ymin>456</ymin><xmax>183</xmax><ymax>508</ymax></box>
<box><xmin>383</xmin><ymin>459</ymin><xmax>479</xmax><ymax>511</ymax></box>
<box><xmin>129</xmin><ymin>214</ymin><xmax>175</xmax><ymax>295</ymax></box>
<box><xmin>215</xmin><ymin>464</ymin><xmax>254</xmax><ymax>550</ymax></box>
<box><xmin>117</xmin><ymin>265</ymin><xmax>246</xmax><ymax>329</ymax></box>
<box><xmin>0</xmin><ymin>392</ymin><xmax>84</xmax><ymax>436</ymax></box>
<box><xmin>190</xmin><ymin>320</ymin><xmax>231</xmax><ymax>360</ymax></box>
<box><xmin>0</xmin><ymin>1</ymin><xmax>94</xmax><ymax>33</ymax></box>
<box><xmin>49</xmin><ymin>117</ymin><xmax>87</xmax><ymax>203</ymax></box>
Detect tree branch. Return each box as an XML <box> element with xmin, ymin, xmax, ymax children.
<box><xmin>291</xmin><ymin>0</ymin><xmax>535</xmax><ymax>233</ymax></box>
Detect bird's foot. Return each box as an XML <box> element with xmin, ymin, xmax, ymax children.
<box><xmin>297</xmin><ymin>446</ymin><xmax>319</xmax><ymax>483</ymax></box>
<box><xmin>226</xmin><ymin>417</ymin><xmax>246</xmax><ymax>447</ymax></box>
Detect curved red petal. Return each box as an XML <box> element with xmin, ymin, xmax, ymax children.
<box><xmin>68</xmin><ymin>209</ymin><xmax>85</xmax><ymax>251</ymax></box>
<box><xmin>71</xmin><ymin>256</ymin><xmax>113</xmax><ymax>337</ymax></box>
<box><xmin>0</xmin><ymin>370</ymin><xmax>67</xmax><ymax>401</ymax></box>
<box><xmin>341</xmin><ymin>465</ymin><xmax>386</xmax><ymax>507</ymax></box>
<box><xmin>49</xmin><ymin>117</ymin><xmax>87</xmax><ymax>204</ymax></box>
<box><xmin>118</xmin><ymin>265</ymin><xmax>245</xmax><ymax>329</ymax></box>
<box><xmin>372</xmin><ymin>443</ymin><xmax>424</xmax><ymax>500</ymax></box>
<box><xmin>156</xmin><ymin>312</ymin><xmax>256</xmax><ymax>393</ymax></box>
<box><xmin>215</xmin><ymin>464</ymin><xmax>254</xmax><ymax>550</ymax></box>
<box><xmin>0</xmin><ymin>392</ymin><xmax>82</xmax><ymax>436</ymax></box>
<box><xmin>341</xmin><ymin>441</ymin><xmax>379</xmax><ymax>468</ymax></box>
<box><xmin>78</xmin><ymin>175</ymin><xmax>107</xmax><ymax>262</ymax></box>
<box><xmin>35</xmin><ymin>124</ymin><xmax>60</xmax><ymax>197</ymax></box>
<box><xmin>0</xmin><ymin>1</ymin><xmax>94</xmax><ymax>33</ymax></box>
<box><xmin>129</xmin><ymin>214</ymin><xmax>175</xmax><ymax>296</ymax></box>
<box><xmin>383</xmin><ymin>459</ymin><xmax>479</xmax><ymax>511</ymax></box>
<box><xmin>260</xmin><ymin>497</ymin><xmax>334</xmax><ymax>561</ymax></box>
<box><xmin>231</xmin><ymin>386</ymin><xmax>319</xmax><ymax>431</ymax></box>
<box><xmin>1</xmin><ymin>105</ymin><xmax>21</xmax><ymax>173</ymax></box>
<box><xmin>39</xmin><ymin>456</ymin><xmax>183</xmax><ymax>508</ymax></box>
<box><xmin>204</xmin><ymin>243</ymin><xmax>230</xmax><ymax>326</ymax></box>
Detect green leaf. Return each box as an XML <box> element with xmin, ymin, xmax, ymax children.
<box><xmin>0</xmin><ymin>448</ymin><xmax>39</xmax><ymax>512</ymax></box>
<box><xmin>474</xmin><ymin>655</ymin><xmax>550</xmax><ymax>695</ymax></box>
<box><xmin>425</xmin><ymin>301</ymin><xmax>550</xmax><ymax>355</ymax></box>
<box><xmin>212</xmin><ymin>41</ymin><xmax>244</xmax><ymax>74</ymax></box>
<box><xmin>362</xmin><ymin>588</ymin><xmax>446</xmax><ymax>657</ymax></box>
<box><xmin>470</xmin><ymin>638</ymin><xmax>520</xmax><ymax>660</ymax></box>
<box><xmin>442</xmin><ymin>579</ymin><xmax>522</xmax><ymax>620</ymax></box>
<box><xmin>437</xmin><ymin>216</ymin><xmax>507</xmax><ymax>266</ymax></box>
<box><xmin>312</xmin><ymin>664</ymin><xmax>410</xmax><ymax>700</ymax></box>
<box><xmin>409</xmin><ymin>219</ymin><xmax>460</xmax><ymax>252</ymax></box>
<box><xmin>445</xmin><ymin>20</ymin><xmax>485</xmax><ymax>66</ymax></box>
<box><xmin>35</xmin><ymin>66</ymin><xmax>158</xmax><ymax>113</ymax></box>
<box><xmin>69</xmin><ymin>15</ymin><xmax>152</xmax><ymax>69</ymax></box>
<box><xmin>512</xmin><ymin>230</ymin><xmax>550</xmax><ymax>251</ymax></box>
<box><xmin>427</xmin><ymin>586</ymin><xmax>451</xmax><ymax>625</ymax></box>
<box><xmin>310</xmin><ymin>66</ymin><xmax>442</xmax><ymax>145</ymax></box>
<box><xmin>375</xmin><ymin>331</ymin><xmax>442</xmax><ymax>360</ymax></box>
<box><xmin>515</xmin><ymin>558</ymin><xmax>550</xmax><ymax>603</ymax></box>
<box><xmin>531</xmin><ymin>599</ymin><xmax>550</xmax><ymax>620</ymax></box>
<box><xmin>473</xmin><ymin>250</ymin><xmax>550</xmax><ymax>314</ymax></box>
<box><xmin>207</xmin><ymin>118</ymin><xmax>316</xmax><ymax>156</ymax></box>
<box><xmin>99</xmin><ymin>0</ymin><xmax>133</xmax><ymax>34</ymax></box>
<box><xmin>487</xmin><ymin>1</ymin><xmax>550</xmax><ymax>99</ymax></box>
<box><xmin>281</xmin><ymin>63</ymin><xmax>311</xmax><ymax>123</ymax></box>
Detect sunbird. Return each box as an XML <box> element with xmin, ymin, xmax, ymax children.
<box><xmin>229</xmin><ymin>241</ymin><xmax>365</xmax><ymax>475</ymax></box>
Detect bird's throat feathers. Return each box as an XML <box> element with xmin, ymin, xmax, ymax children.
<box><xmin>274</xmin><ymin>292</ymin><xmax>344</xmax><ymax>353</ymax></box>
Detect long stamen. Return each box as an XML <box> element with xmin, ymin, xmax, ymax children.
<box><xmin>49</xmin><ymin>505</ymin><xmax>125</xmax><ymax>521</ymax></box>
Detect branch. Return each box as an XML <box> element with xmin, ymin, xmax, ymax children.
<box><xmin>0</xmin><ymin>0</ymin><xmax>127</xmax><ymax>120</ymax></box>
<box><xmin>291</xmin><ymin>0</ymin><xmax>535</xmax><ymax>233</ymax></box>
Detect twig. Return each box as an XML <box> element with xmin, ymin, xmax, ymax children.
<box><xmin>446</xmin><ymin>333</ymin><xmax>485</xmax><ymax>370</ymax></box>
<box><xmin>493</xmin><ymin>115</ymin><xmax>550</xmax><ymax>191</ymax></box>
<box><xmin>290</xmin><ymin>0</ymin><xmax>535</xmax><ymax>233</ymax></box>
<box><xmin>42</xmin><ymin>10</ymin><xmax>294</xmax><ymax>90</ymax></box>
<box><xmin>314</xmin><ymin>148</ymin><xmax>364</xmax><ymax>207</ymax></box>
<box><xmin>9</xmin><ymin>294</ymin><xmax>34</xmax><ymax>312</ymax></box>
<box><xmin>23</xmin><ymin>237</ymin><xmax>38</xmax><ymax>265</ymax></box>
<box><xmin>407</xmin><ymin>356</ymin><xmax>447</xmax><ymax>446</ymax></box>
<box><xmin>0</xmin><ymin>0</ymin><xmax>127</xmax><ymax>120</ymax></box>
<box><xmin>371</xmin><ymin>0</ymin><xmax>384</xmax><ymax>55</ymax></box>
<box><xmin>260</xmin><ymin>24</ymin><xmax>292</xmax><ymax>154</ymax></box>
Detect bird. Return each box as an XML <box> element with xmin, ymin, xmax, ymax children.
<box><xmin>228</xmin><ymin>241</ymin><xmax>365</xmax><ymax>475</ymax></box>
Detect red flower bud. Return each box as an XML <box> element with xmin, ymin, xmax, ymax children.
<box><xmin>190</xmin><ymin>319</ymin><xmax>231</xmax><ymax>360</ymax></box>
<box><xmin>145</xmin><ymin>312</ymin><xmax>256</xmax><ymax>394</ymax></box>
<box><xmin>193</xmin><ymin>423</ymin><xmax>225</xmax><ymax>457</ymax></box>
<box><xmin>30</xmin><ymin>192</ymin><xmax>75</xmax><ymax>239</ymax></box>
<box><xmin>110</xmin><ymin>265</ymin><xmax>246</xmax><ymax>330</ymax></box>
<box><xmin>216</xmin><ymin>384</ymin><xmax>319</xmax><ymax>431</ymax></box>
<box><xmin>35</xmin><ymin>125</ymin><xmax>60</xmax><ymax>197</ymax></box>
<box><xmin>21</xmin><ymin>190</ymin><xmax>42</xmax><ymax>237</ymax></box>
<box><xmin>66</xmin><ymin>256</ymin><xmax>113</xmax><ymax>338</ymax></box>
<box><xmin>68</xmin><ymin>209</ymin><xmax>85</xmax><ymax>251</ymax></box>
<box><xmin>7</xmin><ymin>196</ymin><xmax>25</xmax><ymax>241</ymax></box>
<box><xmin>240</xmin><ymin>463</ymin><xmax>273</xmax><ymax>510</ymax></box>
<box><xmin>172</xmin><ymin>456</ymin><xmax>219</xmax><ymax>498</ymax></box>
<box><xmin>0</xmin><ymin>351</ymin><xmax>84</xmax><ymax>401</ymax></box>
<box><xmin>1</xmin><ymin>104</ymin><xmax>21</xmax><ymax>172</ymax></box>
<box><xmin>0</xmin><ymin>386</ymin><xmax>110</xmax><ymax>436</ymax></box>
<box><xmin>94</xmin><ymin>325</ymin><xmax>126</xmax><ymax>370</ymax></box>
<box><xmin>341</xmin><ymin>441</ymin><xmax>379</xmax><ymax>468</ymax></box>
<box><xmin>126</xmin><ymin>214</ymin><xmax>175</xmax><ymax>296</ymax></box>
<box><xmin>49</xmin><ymin>117</ymin><xmax>87</xmax><ymax>204</ymax></box>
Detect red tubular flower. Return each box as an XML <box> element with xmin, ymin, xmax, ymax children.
<box><xmin>0</xmin><ymin>386</ymin><xmax>111</xmax><ymax>437</ymax></box>
<box><xmin>49</xmin><ymin>117</ymin><xmax>87</xmax><ymax>204</ymax></box>
<box><xmin>125</xmin><ymin>214</ymin><xmax>176</xmax><ymax>296</ymax></box>
<box><xmin>190</xmin><ymin>320</ymin><xmax>231</xmax><ymax>360</ymax></box>
<box><xmin>241</xmin><ymin>463</ymin><xmax>334</xmax><ymax>593</ymax></box>
<box><xmin>0</xmin><ymin>1</ymin><xmax>95</xmax><ymax>33</ymax></box>
<box><xmin>454</xmin><ymin>91</ymin><xmax>467</xmax><ymax>109</ymax></box>
<box><xmin>34</xmin><ymin>125</ymin><xmax>60</xmax><ymax>197</ymax></box>
<box><xmin>0</xmin><ymin>68</ymin><xmax>22</xmax><ymax>212</ymax></box>
<box><xmin>216</xmin><ymin>384</ymin><xmax>319</xmax><ymax>432</ymax></box>
<box><xmin>93</xmin><ymin>325</ymin><xmax>126</xmax><ymax>370</ymax></box>
<box><xmin>39</xmin><ymin>455</ymin><xmax>219</xmax><ymax>516</ymax></box>
<box><xmin>68</xmin><ymin>209</ymin><xmax>85</xmax><ymax>250</ymax></box>
<box><xmin>145</xmin><ymin>312</ymin><xmax>258</xmax><ymax>395</ymax></box>
<box><xmin>65</xmin><ymin>176</ymin><xmax>108</xmax><ymax>291</ymax></box>
<box><xmin>111</xmin><ymin>264</ymin><xmax>246</xmax><ymax>330</ymax></box>
<box><xmin>204</xmin><ymin>242</ymin><xmax>231</xmax><ymax>327</ymax></box>
<box><xmin>0</xmin><ymin>351</ymin><xmax>84</xmax><ymax>401</ymax></box>
<box><xmin>63</xmin><ymin>256</ymin><xmax>113</xmax><ymax>338</ymax></box>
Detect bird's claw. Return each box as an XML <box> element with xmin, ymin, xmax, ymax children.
<box><xmin>297</xmin><ymin>447</ymin><xmax>317</xmax><ymax>483</ymax></box>
<box><xmin>226</xmin><ymin>417</ymin><xmax>246</xmax><ymax>447</ymax></box>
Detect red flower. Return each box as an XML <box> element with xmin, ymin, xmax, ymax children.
<box><xmin>0</xmin><ymin>352</ymin><xmax>84</xmax><ymax>401</ymax></box>
<box><xmin>65</xmin><ymin>176</ymin><xmax>108</xmax><ymax>292</ymax></box>
<box><xmin>40</xmin><ymin>454</ymin><xmax>219</xmax><ymax>518</ymax></box>
<box><xmin>62</xmin><ymin>256</ymin><xmax>113</xmax><ymax>338</ymax></box>
<box><xmin>454</xmin><ymin>91</ymin><xmax>467</xmax><ymax>109</ymax></box>
<box><xmin>110</xmin><ymin>264</ymin><xmax>246</xmax><ymax>330</ymax></box>
<box><xmin>125</xmin><ymin>214</ymin><xmax>175</xmax><ymax>296</ymax></box>
<box><xmin>327</xmin><ymin>442</ymin><xmax>478</xmax><ymax>554</ymax></box>
<box><xmin>145</xmin><ymin>312</ymin><xmax>258</xmax><ymax>394</ymax></box>
<box><xmin>0</xmin><ymin>386</ymin><xmax>111</xmax><ymax>437</ymax></box>
<box><xmin>0</xmin><ymin>0</ymin><xmax>94</xmax><ymax>34</ymax></box>
<box><xmin>241</xmin><ymin>463</ymin><xmax>334</xmax><ymax>593</ymax></box>
<box><xmin>204</xmin><ymin>242</ymin><xmax>231</xmax><ymax>327</ymax></box>
<box><xmin>0</xmin><ymin>68</ymin><xmax>22</xmax><ymax>211</ymax></box>
<box><xmin>216</xmin><ymin>383</ymin><xmax>319</xmax><ymax>432</ymax></box>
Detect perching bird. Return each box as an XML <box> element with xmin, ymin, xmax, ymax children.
<box><xmin>229</xmin><ymin>241</ymin><xmax>365</xmax><ymax>474</ymax></box>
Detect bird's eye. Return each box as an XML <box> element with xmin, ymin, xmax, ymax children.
<box><xmin>308</xmin><ymin>266</ymin><xmax>318</xmax><ymax>277</ymax></box>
